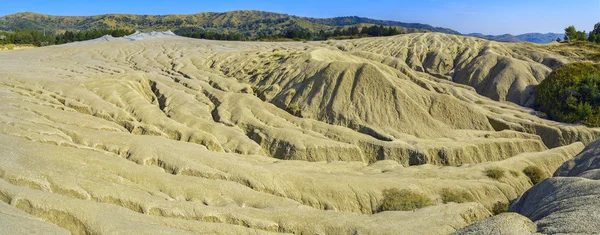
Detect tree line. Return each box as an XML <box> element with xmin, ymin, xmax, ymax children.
<box><xmin>1</xmin><ymin>25</ymin><xmax>406</xmax><ymax>46</ymax></box>
<box><xmin>258</xmin><ymin>25</ymin><xmax>404</xmax><ymax>41</ymax></box>
<box><xmin>0</xmin><ymin>29</ymin><xmax>136</xmax><ymax>46</ymax></box>
<box><xmin>561</xmin><ymin>23</ymin><xmax>600</xmax><ymax>43</ymax></box>
<box><xmin>178</xmin><ymin>25</ymin><xmax>404</xmax><ymax>41</ymax></box>
<box><xmin>174</xmin><ymin>27</ymin><xmax>248</xmax><ymax>41</ymax></box>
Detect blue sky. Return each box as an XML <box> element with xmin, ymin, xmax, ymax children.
<box><xmin>1</xmin><ymin>0</ymin><xmax>598</xmax><ymax>35</ymax></box>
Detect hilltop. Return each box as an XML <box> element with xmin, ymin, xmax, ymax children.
<box><xmin>0</xmin><ymin>11</ymin><xmax>460</xmax><ymax>38</ymax></box>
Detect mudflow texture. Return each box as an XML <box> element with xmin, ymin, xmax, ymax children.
<box><xmin>0</xmin><ymin>32</ymin><xmax>598</xmax><ymax>234</ymax></box>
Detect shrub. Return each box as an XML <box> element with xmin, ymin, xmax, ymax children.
<box><xmin>523</xmin><ymin>166</ymin><xmax>546</xmax><ymax>185</ymax></box>
<box><xmin>535</xmin><ymin>62</ymin><xmax>600</xmax><ymax>126</ymax></box>
<box><xmin>286</xmin><ymin>104</ymin><xmax>301</xmax><ymax>116</ymax></box>
<box><xmin>492</xmin><ymin>201</ymin><xmax>509</xmax><ymax>215</ymax></box>
<box><xmin>441</xmin><ymin>188</ymin><xmax>474</xmax><ymax>204</ymax></box>
<box><xmin>485</xmin><ymin>167</ymin><xmax>505</xmax><ymax>180</ymax></box>
<box><xmin>379</xmin><ymin>188</ymin><xmax>432</xmax><ymax>211</ymax></box>
<box><xmin>510</xmin><ymin>170</ymin><xmax>520</xmax><ymax>177</ymax></box>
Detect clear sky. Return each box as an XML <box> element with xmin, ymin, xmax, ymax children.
<box><xmin>1</xmin><ymin>0</ymin><xmax>599</xmax><ymax>35</ymax></box>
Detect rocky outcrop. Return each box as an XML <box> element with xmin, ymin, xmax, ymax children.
<box><xmin>453</xmin><ymin>213</ymin><xmax>537</xmax><ymax>235</ymax></box>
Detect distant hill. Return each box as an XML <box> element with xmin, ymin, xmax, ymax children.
<box><xmin>467</xmin><ymin>32</ymin><xmax>565</xmax><ymax>43</ymax></box>
<box><xmin>467</xmin><ymin>33</ymin><xmax>521</xmax><ymax>42</ymax></box>
<box><xmin>515</xmin><ymin>33</ymin><xmax>565</xmax><ymax>43</ymax></box>
<box><xmin>0</xmin><ymin>11</ymin><xmax>460</xmax><ymax>38</ymax></box>
<box><xmin>303</xmin><ymin>16</ymin><xmax>459</xmax><ymax>35</ymax></box>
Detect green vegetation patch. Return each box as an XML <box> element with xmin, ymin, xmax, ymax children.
<box><xmin>485</xmin><ymin>167</ymin><xmax>505</xmax><ymax>180</ymax></box>
<box><xmin>535</xmin><ymin>62</ymin><xmax>600</xmax><ymax>126</ymax></box>
<box><xmin>523</xmin><ymin>166</ymin><xmax>547</xmax><ymax>185</ymax></box>
<box><xmin>286</xmin><ymin>104</ymin><xmax>301</xmax><ymax>117</ymax></box>
<box><xmin>0</xmin><ymin>29</ymin><xmax>136</xmax><ymax>47</ymax></box>
<box><xmin>440</xmin><ymin>188</ymin><xmax>474</xmax><ymax>204</ymax></box>
<box><xmin>379</xmin><ymin>188</ymin><xmax>432</xmax><ymax>212</ymax></box>
<box><xmin>0</xmin><ymin>44</ymin><xmax>15</xmax><ymax>50</ymax></box>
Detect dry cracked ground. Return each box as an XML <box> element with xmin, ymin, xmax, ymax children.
<box><xmin>1</xmin><ymin>32</ymin><xmax>599</xmax><ymax>234</ymax></box>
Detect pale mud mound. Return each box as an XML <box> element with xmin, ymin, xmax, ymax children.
<box><xmin>123</xmin><ymin>30</ymin><xmax>179</xmax><ymax>41</ymax></box>
<box><xmin>455</xmin><ymin>139</ymin><xmax>600</xmax><ymax>234</ymax></box>
<box><xmin>211</xmin><ymin>35</ymin><xmax>600</xmax><ymax>152</ymax></box>
<box><xmin>0</xmin><ymin>34</ymin><xmax>597</xmax><ymax>234</ymax></box>
<box><xmin>327</xmin><ymin>33</ymin><xmax>568</xmax><ymax>107</ymax></box>
<box><xmin>65</xmin><ymin>30</ymin><xmax>181</xmax><ymax>46</ymax></box>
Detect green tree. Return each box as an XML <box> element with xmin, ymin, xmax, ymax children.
<box><xmin>590</xmin><ymin>22</ymin><xmax>600</xmax><ymax>43</ymax></box>
<box><xmin>576</xmin><ymin>30</ymin><xmax>588</xmax><ymax>41</ymax></box>
<box><xmin>565</xmin><ymin>25</ymin><xmax>589</xmax><ymax>41</ymax></box>
<box><xmin>565</xmin><ymin>25</ymin><xmax>577</xmax><ymax>41</ymax></box>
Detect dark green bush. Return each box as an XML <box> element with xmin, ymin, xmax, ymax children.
<box><xmin>485</xmin><ymin>167</ymin><xmax>505</xmax><ymax>180</ymax></box>
<box><xmin>523</xmin><ymin>166</ymin><xmax>547</xmax><ymax>185</ymax></box>
<box><xmin>535</xmin><ymin>62</ymin><xmax>600</xmax><ymax>126</ymax></box>
<box><xmin>379</xmin><ymin>188</ymin><xmax>432</xmax><ymax>211</ymax></box>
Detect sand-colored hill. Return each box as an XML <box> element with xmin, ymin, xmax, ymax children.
<box><xmin>0</xmin><ymin>32</ymin><xmax>598</xmax><ymax>234</ymax></box>
<box><xmin>325</xmin><ymin>33</ymin><xmax>569</xmax><ymax>106</ymax></box>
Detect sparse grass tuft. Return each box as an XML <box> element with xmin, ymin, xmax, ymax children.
<box><xmin>475</xmin><ymin>100</ymin><xmax>485</xmax><ymax>105</ymax></box>
<box><xmin>485</xmin><ymin>167</ymin><xmax>505</xmax><ymax>180</ymax></box>
<box><xmin>440</xmin><ymin>188</ymin><xmax>474</xmax><ymax>204</ymax></box>
<box><xmin>492</xmin><ymin>201</ymin><xmax>509</xmax><ymax>215</ymax></box>
<box><xmin>523</xmin><ymin>166</ymin><xmax>546</xmax><ymax>185</ymax></box>
<box><xmin>286</xmin><ymin>104</ymin><xmax>301</xmax><ymax>116</ymax></box>
<box><xmin>510</xmin><ymin>170</ymin><xmax>520</xmax><ymax>177</ymax></box>
<box><xmin>0</xmin><ymin>44</ymin><xmax>16</xmax><ymax>50</ymax></box>
<box><xmin>379</xmin><ymin>188</ymin><xmax>432</xmax><ymax>212</ymax></box>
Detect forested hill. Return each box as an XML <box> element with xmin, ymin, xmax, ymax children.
<box><xmin>302</xmin><ymin>16</ymin><xmax>459</xmax><ymax>34</ymax></box>
<box><xmin>0</xmin><ymin>11</ymin><xmax>460</xmax><ymax>38</ymax></box>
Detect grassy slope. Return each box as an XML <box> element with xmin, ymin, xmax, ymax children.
<box><xmin>541</xmin><ymin>41</ymin><xmax>600</xmax><ymax>62</ymax></box>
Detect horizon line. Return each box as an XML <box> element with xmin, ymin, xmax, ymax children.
<box><xmin>0</xmin><ymin>10</ymin><xmax>567</xmax><ymax>35</ymax></box>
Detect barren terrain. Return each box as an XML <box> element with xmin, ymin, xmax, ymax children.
<box><xmin>1</xmin><ymin>32</ymin><xmax>598</xmax><ymax>234</ymax></box>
